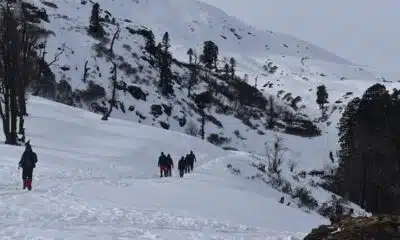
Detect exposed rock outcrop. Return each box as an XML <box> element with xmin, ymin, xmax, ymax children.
<box><xmin>304</xmin><ymin>215</ymin><xmax>400</xmax><ymax>240</ymax></box>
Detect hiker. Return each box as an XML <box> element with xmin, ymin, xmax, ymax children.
<box><xmin>188</xmin><ymin>150</ymin><xmax>196</xmax><ymax>171</ymax></box>
<box><xmin>184</xmin><ymin>154</ymin><xmax>190</xmax><ymax>173</ymax></box>
<box><xmin>178</xmin><ymin>156</ymin><xmax>185</xmax><ymax>178</ymax></box>
<box><xmin>158</xmin><ymin>152</ymin><xmax>168</xmax><ymax>177</ymax></box>
<box><xmin>166</xmin><ymin>154</ymin><xmax>174</xmax><ymax>177</ymax></box>
<box><xmin>18</xmin><ymin>141</ymin><xmax>38</xmax><ymax>190</ymax></box>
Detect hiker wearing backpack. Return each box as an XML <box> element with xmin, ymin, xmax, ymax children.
<box><xmin>166</xmin><ymin>154</ymin><xmax>174</xmax><ymax>177</ymax></box>
<box><xmin>18</xmin><ymin>141</ymin><xmax>38</xmax><ymax>190</ymax></box>
<box><xmin>188</xmin><ymin>150</ymin><xmax>196</xmax><ymax>172</ymax></box>
<box><xmin>158</xmin><ymin>152</ymin><xmax>168</xmax><ymax>177</ymax></box>
<box><xmin>178</xmin><ymin>156</ymin><xmax>185</xmax><ymax>178</ymax></box>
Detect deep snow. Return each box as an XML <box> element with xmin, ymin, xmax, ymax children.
<box><xmin>0</xmin><ymin>97</ymin><xmax>327</xmax><ymax>239</ymax></box>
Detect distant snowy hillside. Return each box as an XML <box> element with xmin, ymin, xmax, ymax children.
<box><xmin>0</xmin><ymin>97</ymin><xmax>367</xmax><ymax>239</ymax></box>
<box><xmin>12</xmin><ymin>0</ymin><xmax>399</xmax><ymax>224</ymax></box>
<box><xmin>2</xmin><ymin>1</ymin><xmax>394</xmax><ymax>236</ymax></box>
<box><xmin>24</xmin><ymin>0</ymin><xmax>326</xmax><ymax>155</ymax></box>
<box><xmin>17</xmin><ymin>0</ymin><xmax>399</xmax><ymax>204</ymax></box>
<box><xmin>26</xmin><ymin>0</ymin><xmax>398</xmax><ymax>160</ymax></box>
<box><xmin>111</xmin><ymin>0</ymin><xmax>352</xmax><ymax>65</ymax></box>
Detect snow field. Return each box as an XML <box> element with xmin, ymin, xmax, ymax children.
<box><xmin>0</xmin><ymin>0</ymin><xmax>391</xmax><ymax>238</ymax></box>
<box><xmin>0</xmin><ymin>97</ymin><xmax>326</xmax><ymax>239</ymax></box>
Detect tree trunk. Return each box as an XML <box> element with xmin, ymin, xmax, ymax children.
<box><xmin>200</xmin><ymin>110</ymin><xmax>205</xmax><ymax>140</ymax></box>
<box><xmin>360</xmin><ymin>155</ymin><xmax>368</xmax><ymax>209</ymax></box>
<box><xmin>0</xmin><ymin>100</ymin><xmax>11</xmax><ymax>144</ymax></box>
<box><xmin>3</xmin><ymin>85</ymin><xmax>12</xmax><ymax>144</ymax></box>
<box><xmin>18</xmin><ymin>89</ymin><xmax>26</xmax><ymax>140</ymax></box>
<box><xmin>102</xmin><ymin>62</ymin><xmax>117</xmax><ymax>121</ymax></box>
<box><xmin>109</xmin><ymin>25</ymin><xmax>120</xmax><ymax>54</ymax></box>
<box><xmin>18</xmin><ymin>85</ymin><xmax>27</xmax><ymax>138</ymax></box>
<box><xmin>9</xmin><ymin>74</ymin><xmax>18</xmax><ymax>145</ymax></box>
<box><xmin>18</xmin><ymin>115</ymin><xmax>25</xmax><ymax>141</ymax></box>
<box><xmin>187</xmin><ymin>84</ymin><xmax>191</xmax><ymax>98</ymax></box>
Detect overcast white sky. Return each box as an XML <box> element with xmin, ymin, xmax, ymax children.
<box><xmin>198</xmin><ymin>0</ymin><xmax>400</xmax><ymax>70</ymax></box>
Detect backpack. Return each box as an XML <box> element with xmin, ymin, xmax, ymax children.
<box><xmin>22</xmin><ymin>151</ymin><xmax>37</xmax><ymax>168</ymax></box>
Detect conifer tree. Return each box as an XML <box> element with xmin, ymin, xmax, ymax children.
<box><xmin>187</xmin><ymin>48</ymin><xmax>193</xmax><ymax>64</ymax></box>
<box><xmin>316</xmin><ymin>85</ymin><xmax>329</xmax><ymax>109</ymax></box>
<box><xmin>200</xmin><ymin>40</ymin><xmax>218</xmax><ymax>70</ymax></box>
<box><xmin>335</xmin><ymin>83</ymin><xmax>400</xmax><ymax>214</ymax></box>
<box><xmin>157</xmin><ymin>32</ymin><xmax>173</xmax><ymax>96</ymax></box>
<box><xmin>186</xmin><ymin>48</ymin><xmax>199</xmax><ymax>97</ymax></box>
<box><xmin>88</xmin><ymin>2</ymin><xmax>104</xmax><ymax>38</ymax></box>
<box><xmin>195</xmin><ymin>91</ymin><xmax>213</xmax><ymax>139</ymax></box>
<box><xmin>229</xmin><ymin>57</ymin><xmax>236</xmax><ymax>77</ymax></box>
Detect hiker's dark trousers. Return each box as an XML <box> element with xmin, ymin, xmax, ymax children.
<box><xmin>22</xmin><ymin>167</ymin><xmax>33</xmax><ymax>180</ymax></box>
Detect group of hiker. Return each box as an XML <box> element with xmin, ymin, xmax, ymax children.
<box><xmin>15</xmin><ymin>140</ymin><xmax>199</xmax><ymax>191</ymax></box>
<box><xmin>158</xmin><ymin>151</ymin><xmax>197</xmax><ymax>178</ymax></box>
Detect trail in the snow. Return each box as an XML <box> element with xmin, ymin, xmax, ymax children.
<box><xmin>0</xmin><ymin>168</ymin><xmax>303</xmax><ymax>240</ymax></box>
<box><xmin>0</xmin><ymin>97</ymin><xmax>329</xmax><ymax>239</ymax></box>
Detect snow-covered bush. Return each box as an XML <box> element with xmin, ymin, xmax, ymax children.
<box><xmin>207</xmin><ymin>133</ymin><xmax>231</xmax><ymax>146</ymax></box>
<box><xmin>78</xmin><ymin>80</ymin><xmax>106</xmax><ymax>102</ymax></box>
<box><xmin>292</xmin><ymin>186</ymin><xmax>319</xmax><ymax>210</ymax></box>
<box><xmin>184</xmin><ymin>120</ymin><xmax>198</xmax><ymax>137</ymax></box>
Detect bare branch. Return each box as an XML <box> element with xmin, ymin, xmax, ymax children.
<box><xmin>102</xmin><ymin>60</ymin><xmax>118</xmax><ymax>121</ymax></box>
<box><xmin>109</xmin><ymin>24</ymin><xmax>120</xmax><ymax>54</ymax></box>
<box><xmin>266</xmin><ymin>135</ymin><xmax>287</xmax><ymax>175</ymax></box>
<box><xmin>47</xmin><ymin>44</ymin><xmax>65</xmax><ymax>66</ymax></box>
<box><xmin>82</xmin><ymin>60</ymin><xmax>89</xmax><ymax>83</ymax></box>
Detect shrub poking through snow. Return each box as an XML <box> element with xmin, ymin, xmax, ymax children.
<box><xmin>292</xmin><ymin>186</ymin><xmax>318</xmax><ymax>210</ymax></box>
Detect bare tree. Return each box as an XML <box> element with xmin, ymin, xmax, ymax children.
<box><xmin>187</xmin><ymin>50</ymin><xmax>200</xmax><ymax>97</ymax></box>
<box><xmin>0</xmin><ymin>4</ymin><xmax>20</xmax><ymax>145</ymax></box>
<box><xmin>46</xmin><ymin>44</ymin><xmax>65</xmax><ymax>66</ymax></box>
<box><xmin>288</xmin><ymin>159</ymin><xmax>298</xmax><ymax>173</ymax></box>
<box><xmin>82</xmin><ymin>60</ymin><xmax>89</xmax><ymax>83</ymax></box>
<box><xmin>101</xmin><ymin>61</ymin><xmax>118</xmax><ymax>120</ymax></box>
<box><xmin>266</xmin><ymin>135</ymin><xmax>287</xmax><ymax>176</ymax></box>
<box><xmin>0</xmin><ymin>2</ymin><xmax>50</xmax><ymax>144</ymax></box>
<box><xmin>267</xmin><ymin>95</ymin><xmax>279</xmax><ymax>129</ymax></box>
<box><xmin>194</xmin><ymin>91</ymin><xmax>212</xmax><ymax>139</ymax></box>
<box><xmin>33</xmin><ymin>41</ymin><xmax>65</xmax><ymax>97</ymax></box>
<box><xmin>109</xmin><ymin>24</ymin><xmax>120</xmax><ymax>54</ymax></box>
<box><xmin>17</xmin><ymin>17</ymin><xmax>42</xmax><ymax>141</ymax></box>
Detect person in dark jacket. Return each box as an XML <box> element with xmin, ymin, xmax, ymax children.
<box><xmin>166</xmin><ymin>154</ymin><xmax>174</xmax><ymax>177</ymax></box>
<box><xmin>184</xmin><ymin>154</ymin><xmax>190</xmax><ymax>173</ymax></box>
<box><xmin>188</xmin><ymin>150</ymin><xmax>196</xmax><ymax>171</ymax></box>
<box><xmin>18</xmin><ymin>141</ymin><xmax>37</xmax><ymax>190</ymax></box>
<box><xmin>178</xmin><ymin>156</ymin><xmax>185</xmax><ymax>178</ymax></box>
<box><xmin>158</xmin><ymin>152</ymin><xmax>168</xmax><ymax>177</ymax></box>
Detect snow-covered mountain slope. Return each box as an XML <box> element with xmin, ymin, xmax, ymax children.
<box><xmin>33</xmin><ymin>0</ymin><xmax>398</xmax><ymax>126</ymax></box>
<box><xmin>0</xmin><ymin>97</ymin><xmax>332</xmax><ymax>239</ymax></box>
<box><xmin>83</xmin><ymin>0</ymin><xmax>352</xmax><ymax>65</ymax></box>
<box><xmin>1</xmin><ymin>1</ymin><xmax>387</xmax><ymax>236</ymax></box>
<box><xmin>25</xmin><ymin>0</ymin><xmax>326</xmax><ymax>156</ymax></box>
<box><xmin>22</xmin><ymin>0</ymin><xmax>399</xmax><ymax>207</ymax></box>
